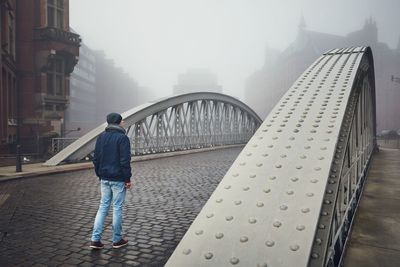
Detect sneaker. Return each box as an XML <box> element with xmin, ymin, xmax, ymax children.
<box><xmin>112</xmin><ymin>239</ymin><xmax>128</xmax><ymax>249</ymax></box>
<box><xmin>90</xmin><ymin>240</ymin><xmax>104</xmax><ymax>249</ymax></box>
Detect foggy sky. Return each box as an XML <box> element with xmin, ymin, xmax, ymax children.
<box><xmin>70</xmin><ymin>0</ymin><xmax>400</xmax><ymax>101</ymax></box>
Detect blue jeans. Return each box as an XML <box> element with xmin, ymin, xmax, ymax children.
<box><xmin>91</xmin><ymin>180</ymin><xmax>126</xmax><ymax>243</ymax></box>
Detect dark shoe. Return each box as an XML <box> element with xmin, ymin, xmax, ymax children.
<box><xmin>90</xmin><ymin>240</ymin><xmax>104</xmax><ymax>249</ymax></box>
<box><xmin>112</xmin><ymin>239</ymin><xmax>128</xmax><ymax>249</ymax></box>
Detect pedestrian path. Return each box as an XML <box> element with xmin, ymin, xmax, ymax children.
<box><xmin>344</xmin><ymin>148</ymin><xmax>400</xmax><ymax>266</ymax></box>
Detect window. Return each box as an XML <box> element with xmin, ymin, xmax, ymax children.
<box><xmin>47</xmin><ymin>0</ymin><xmax>64</xmax><ymax>28</ymax></box>
<box><xmin>47</xmin><ymin>58</ymin><xmax>65</xmax><ymax>96</ymax></box>
<box><xmin>1</xmin><ymin>6</ymin><xmax>15</xmax><ymax>57</ymax></box>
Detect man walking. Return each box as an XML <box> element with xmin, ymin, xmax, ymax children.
<box><xmin>90</xmin><ymin>112</ymin><xmax>132</xmax><ymax>249</ymax></box>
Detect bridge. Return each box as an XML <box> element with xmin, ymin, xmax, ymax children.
<box><xmin>0</xmin><ymin>46</ymin><xmax>398</xmax><ymax>267</ymax></box>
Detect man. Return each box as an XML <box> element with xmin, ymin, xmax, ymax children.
<box><xmin>90</xmin><ymin>112</ymin><xmax>132</xmax><ymax>249</ymax></box>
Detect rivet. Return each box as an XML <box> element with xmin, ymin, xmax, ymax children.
<box><xmin>318</xmin><ymin>156</ymin><xmax>324</xmax><ymax>160</ymax></box>
<box><xmin>240</xmin><ymin>236</ymin><xmax>249</xmax><ymax>243</ymax></box>
<box><xmin>306</xmin><ymin>193</ymin><xmax>314</xmax><ymax>197</ymax></box>
<box><xmin>257</xmin><ymin>263</ymin><xmax>268</xmax><ymax>267</ymax></box>
<box><xmin>269</xmin><ymin>176</ymin><xmax>277</xmax><ymax>180</ymax></box>
<box><xmin>243</xmin><ymin>187</ymin><xmax>250</xmax><ymax>191</ymax></box>
<box><xmin>277</xmin><ymin>129</ymin><xmax>282</xmax><ymax>132</ymax></box>
<box><xmin>296</xmin><ymin>225</ymin><xmax>305</xmax><ymax>231</ymax></box>
<box><xmin>301</xmin><ymin>208</ymin><xmax>310</xmax><ymax>213</ymax></box>
<box><xmin>262</xmin><ymin>153</ymin><xmax>269</xmax><ymax>157</ymax></box>
<box><xmin>248</xmin><ymin>218</ymin><xmax>257</xmax><ymax>224</ymax></box>
<box><xmin>215</xmin><ymin>233</ymin><xmax>224</xmax><ymax>239</ymax></box>
<box><xmin>290</xmin><ymin>244</ymin><xmax>300</xmax><ymax>251</ymax></box>
<box><xmin>280</xmin><ymin>154</ymin><xmax>287</xmax><ymax>158</ymax></box>
<box><xmin>195</xmin><ymin>230</ymin><xmax>204</xmax><ymax>235</ymax></box>
<box><xmin>216</xmin><ymin>198</ymin><xmax>223</xmax><ymax>203</ymax></box>
<box><xmin>307</xmin><ymin>137</ymin><xmax>314</xmax><ymax>141</ymax></box>
<box><xmin>311</xmin><ymin>179</ymin><xmax>318</xmax><ymax>183</ymax></box>
<box><xmin>315</xmin><ymin>238</ymin><xmax>322</xmax><ymax>245</ymax></box>
<box><xmin>280</xmin><ymin>205</ymin><xmax>288</xmax><ymax>211</ymax></box>
<box><xmin>286</xmin><ymin>145</ymin><xmax>291</xmax><ymax>149</ymax></box>
<box><xmin>296</xmin><ymin>165</ymin><xmax>303</xmax><ymax>169</ymax></box>
<box><xmin>289</xmin><ymin>137</ymin><xmax>295</xmax><ymax>140</ymax></box>
<box><xmin>252</xmin><ymin>144</ymin><xmax>258</xmax><ymax>148</ymax></box>
<box><xmin>256</xmin><ymin>202</ymin><xmax>264</xmax><ymax>207</ymax></box>
<box><xmin>183</xmin><ymin>249</ymin><xmax>192</xmax><ymax>255</ymax></box>
<box><xmin>311</xmin><ymin>253</ymin><xmax>319</xmax><ymax>259</ymax></box>
<box><xmin>204</xmin><ymin>252</ymin><xmax>213</xmax><ymax>260</ymax></box>
<box><xmin>272</xmin><ymin>136</ymin><xmax>278</xmax><ymax>140</ymax></box>
<box><xmin>314</xmin><ymin>167</ymin><xmax>321</xmax><ymax>171</ymax></box>
<box><xmin>291</xmin><ymin>177</ymin><xmax>299</xmax><ymax>182</ymax></box>
<box><xmin>246</xmin><ymin>153</ymin><xmax>252</xmax><ymax>156</ymax></box>
<box><xmin>265</xmin><ymin>240</ymin><xmax>275</xmax><ymax>247</ymax></box>
<box><xmin>224</xmin><ymin>185</ymin><xmax>231</xmax><ymax>189</ymax></box>
<box><xmin>240</xmin><ymin>162</ymin><xmax>246</xmax><ymax>166</ymax></box>
<box><xmin>226</xmin><ymin>216</ymin><xmax>234</xmax><ymax>221</ymax></box>
<box><xmin>267</xmin><ymin>145</ymin><xmax>273</xmax><ymax>148</ymax></box>
<box><xmin>319</xmin><ymin>224</ymin><xmax>326</xmax><ymax>229</ymax></box>
<box><xmin>286</xmin><ymin>190</ymin><xmax>294</xmax><ymax>195</ymax></box>
<box><xmin>234</xmin><ymin>200</ymin><xmax>242</xmax><ymax>205</ymax></box>
<box><xmin>300</xmin><ymin>155</ymin><xmax>307</xmax><ymax>159</ymax></box>
<box><xmin>232</xmin><ymin>174</ymin><xmax>238</xmax><ymax>178</ymax></box>
<box><xmin>263</xmin><ymin>188</ymin><xmax>271</xmax><ymax>193</ymax></box>
<box><xmin>206</xmin><ymin>213</ymin><xmax>214</xmax><ymax>218</ymax></box>
<box><xmin>320</xmin><ymin>147</ymin><xmax>327</xmax><ymax>150</ymax></box>
<box><xmin>273</xmin><ymin>221</ymin><xmax>282</xmax><ymax>228</ymax></box>
<box><xmin>304</xmin><ymin>146</ymin><xmax>311</xmax><ymax>149</ymax></box>
<box><xmin>256</xmin><ymin>163</ymin><xmax>263</xmax><ymax>167</ymax></box>
<box><xmin>258</xmin><ymin>136</ymin><xmax>263</xmax><ymax>140</ymax></box>
<box><xmin>249</xmin><ymin>174</ymin><xmax>256</xmax><ymax>178</ymax></box>
<box><xmin>293</xmin><ymin>129</ymin><xmax>299</xmax><ymax>133</ymax></box>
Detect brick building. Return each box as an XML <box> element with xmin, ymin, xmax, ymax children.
<box><xmin>245</xmin><ymin>17</ymin><xmax>400</xmax><ymax>132</ymax></box>
<box><xmin>0</xmin><ymin>0</ymin><xmax>80</xmax><ymax>155</ymax></box>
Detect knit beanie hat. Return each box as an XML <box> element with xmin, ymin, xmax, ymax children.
<box><xmin>106</xmin><ymin>112</ymin><xmax>122</xmax><ymax>124</ymax></box>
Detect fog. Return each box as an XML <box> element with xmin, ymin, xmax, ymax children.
<box><xmin>70</xmin><ymin>0</ymin><xmax>400</xmax><ymax>100</ymax></box>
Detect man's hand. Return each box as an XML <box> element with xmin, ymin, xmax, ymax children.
<box><xmin>125</xmin><ymin>182</ymin><xmax>131</xmax><ymax>189</ymax></box>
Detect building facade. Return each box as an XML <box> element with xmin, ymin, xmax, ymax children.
<box><xmin>65</xmin><ymin>46</ymin><xmax>152</xmax><ymax>139</ymax></box>
<box><xmin>65</xmin><ymin>43</ymin><xmax>97</xmax><ymax>137</ymax></box>
<box><xmin>173</xmin><ymin>69</ymin><xmax>222</xmax><ymax>95</ymax></box>
<box><xmin>0</xmin><ymin>0</ymin><xmax>80</xmax><ymax>155</ymax></box>
<box><xmin>0</xmin><ymin>0</ymin><xmax>17</xmax><ymax>154</ymax></box>
<box><xmin>245</xmin><ymin>18</ymin><xmax>400</xmax><ymax>132</ymax></box>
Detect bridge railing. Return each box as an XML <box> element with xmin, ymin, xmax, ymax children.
<box><xmin>44</xmin><ymin>92</ymin><xmax>262</xmax><ymax>166</ymax></box>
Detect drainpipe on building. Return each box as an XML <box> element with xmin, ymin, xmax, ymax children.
<box><xmin>15</xmin><ymin>2</ymin><xmax>22</xmax><ymax>172</ymax></box>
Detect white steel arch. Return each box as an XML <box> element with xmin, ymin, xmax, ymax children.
<box><xmin>44</xmin><ymin>92</ymin><xmax>262</xmax><ymax>166</ymax></box>
<box><xmin>166</xmin><ymin>47</ymin><xmax>376</xmax><ymax>267</ymax></box>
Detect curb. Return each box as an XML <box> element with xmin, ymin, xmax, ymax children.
<box><xmin>0</xmin><ymin>145</ymin><xmax>244</xmax><ymax>182</ymax></box>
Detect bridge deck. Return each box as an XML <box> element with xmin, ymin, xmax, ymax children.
<box><xmin>344</xmin><ymin>148</ymin><xmax>400</xmax><ymax>266</ymax></box>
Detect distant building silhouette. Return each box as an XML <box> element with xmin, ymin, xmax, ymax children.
<box><xmin>245</xmin><ymin>17</ymin><xmax>400</xmax><ymax>131</ymax></box>
<box><xmin>65</xmin><ymin>45</ymin><xmax>153</xmax><ymax>138</ymax></box>
<box><xmin>174</xmin><ymin>69</ymin><xmax>222</xmax><ymax>95</ymax></box>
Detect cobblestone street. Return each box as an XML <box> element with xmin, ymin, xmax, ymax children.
<box><xmin>0</xmin><ymin>147</ymin><xmax>242</xmax><ymax>266</ymax></box>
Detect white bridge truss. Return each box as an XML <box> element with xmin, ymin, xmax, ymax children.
<box><xmin>44</xmin><ymin>93</ymin><xmax>262</xmax><ymax>166</ymax></box>
<box><xmin>166</xmin><ymin>47</ymin><xmax>376</xmax><ymax>267</ymax></box>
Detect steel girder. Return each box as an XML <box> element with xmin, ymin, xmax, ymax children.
<box><xmin>166</xmin><ymin>47</ymin><xmax>376</xmax><ymax>267</ymax></box>
<box><xmin>44</xmin><ymin>92</ymin><xmax>262</xmax><ymax>166</ymax></box>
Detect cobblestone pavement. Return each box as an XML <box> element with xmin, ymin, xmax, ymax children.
<box><xmin>0</xmin><ymin>147</ymin><xmax>242</xmax><ymax>267</ymax></box>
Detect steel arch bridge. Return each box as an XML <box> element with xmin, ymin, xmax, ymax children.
<box><xmin>45</xmin><ymin>92</ymin><xmax>262</xmax><ymax>166</ymax></box>
<box><xmin>167</xmin><ymin>47</ymin><xmax>376</xmax><ymax>267</ymax></box>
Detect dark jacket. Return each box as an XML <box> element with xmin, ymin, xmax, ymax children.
<box><xmin>93</xmin><ymin>124</ymin><xmax>132</xmax><ymax>182</ymax></box>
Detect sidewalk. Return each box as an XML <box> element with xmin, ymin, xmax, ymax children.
<box><xmin>0</xmin><ymin>144</ymin><xmax>244</xmax><ymax>182</ymax></box>
<box><xmin>0</xmin><ymin>161</ymin><xmax>93</xmax><ymax>182</ymax></box>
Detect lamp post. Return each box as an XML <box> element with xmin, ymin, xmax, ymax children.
<box><xmin>16</xmin><ymin>80</ymin><xmax>22</xmax><ymax>172</ymax></box>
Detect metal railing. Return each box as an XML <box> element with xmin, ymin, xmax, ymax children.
<box><xmin>50</xmin><ymin>138</ymin><xmax>78</xmax><ymax>154</ymax></box>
